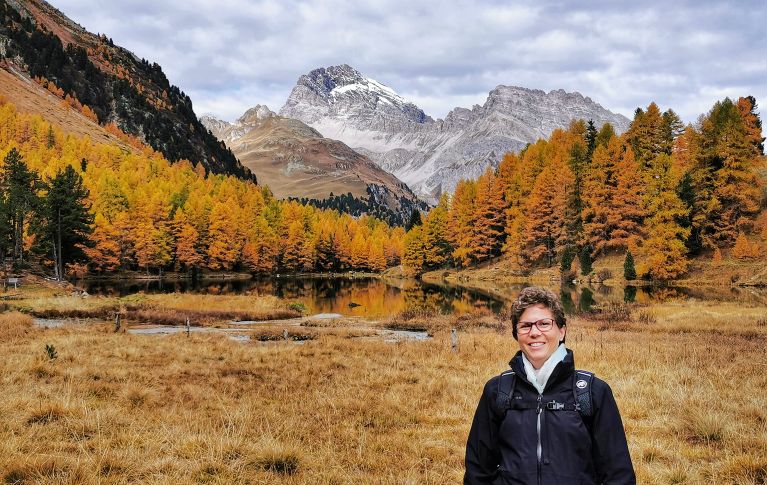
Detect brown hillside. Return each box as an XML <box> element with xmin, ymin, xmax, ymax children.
<box><xmin>0</xmin><ymin>66</ymin><xmax>129</xmax><ymax>149</ymax></box>
<box><xmin>203</xmin><ymin>109</ymin><xmax>424</xmax><ymax>219</ymax></box>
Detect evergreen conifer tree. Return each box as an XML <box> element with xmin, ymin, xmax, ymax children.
<box><xmin>34</xmin><ymin>165</ymin><xmax>94</xmax><ymax>279</ymax></box>
<box><xmin>579</xmin><ymin>245</ymin><xmax>593</xmax><ymax>276</ymax></box>
<box><xmin>623</xmin><ymin>250</ymin><xmax>637</xmax><ymax>280</ymax></box>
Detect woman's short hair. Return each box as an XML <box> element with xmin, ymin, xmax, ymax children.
<box><xmin>510</xmin><ymin>286</ymin><xmax>566</xmax><ymax>340</ymax></box>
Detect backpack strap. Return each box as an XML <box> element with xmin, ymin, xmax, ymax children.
<box><xmin>574</xmin><ymin>370</ymin><xmax>595</xmax><ymax>418</ymax></box>
<box><xmin>495</xmin><ymin>370</ymin><xmax>516</xmax><ymax>413</ymax></box>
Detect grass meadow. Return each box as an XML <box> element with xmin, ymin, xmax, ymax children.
<box><xmin>1</xmin><ymin>288</ymin><xmax>766</xmax><ymax>484</ymax></box>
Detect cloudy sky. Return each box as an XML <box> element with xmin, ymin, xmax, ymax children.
<box><xmin>53</xmin><ymin>0</ymin><xmax>766</xmax><ymax>124</ymax></box>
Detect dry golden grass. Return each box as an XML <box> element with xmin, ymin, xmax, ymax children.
<box><xmin>3</xmin><ymin>287</ymin><xmax>300</xmax><ymax>327</ymax></box>
<box><xmin>0</xmin><ymin>311</ymin><xmax>35</xmax><ymax>340</ymax></box>
<box><xmin>1</xmin><ymin>296</ymin><xmax>766</xmax><ymax>483</ymax></box>
<box><xmin>384</xmin><ymin>307</ymin><xmax>507</xmax><ymax>335</ymax></box>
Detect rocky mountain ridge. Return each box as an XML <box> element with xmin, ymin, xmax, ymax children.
<box><xmin>280</xmin><ymin>64</ymin><xmax>631</xmax><ymax>201</ymax></box>
<box><xmin>201</xmin><ymin>106</ymin><xmax>426</xmax><ymax>226</ymax></box>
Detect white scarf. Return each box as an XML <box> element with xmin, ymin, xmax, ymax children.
<box><xmin>522</xmin><ymin>343</ymin><xmax>567</xmax><ymax>394</ymax></box>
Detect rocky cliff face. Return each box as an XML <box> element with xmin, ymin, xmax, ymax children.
<box><xmin>201</xmin><ymin>106</ymin><xmax>426</xmax><ymax>226</ymax></box>
<box><xmin>280</xmin><ymin>64</ymin><xmax>631</xmax><ymax>202</ymax></box>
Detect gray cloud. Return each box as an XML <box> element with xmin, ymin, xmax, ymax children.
<box><xmin>53</xmin><ymin>0</ymin><xmax>766</xmax><ymax>123</ymax></box>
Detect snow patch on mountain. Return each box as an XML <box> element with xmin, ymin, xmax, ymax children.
<box><xmin>280</xmin><ymin>65</ymin><xmax>632</xmax><ymax>202</ymax></box>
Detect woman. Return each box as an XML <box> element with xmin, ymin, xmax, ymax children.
<box><xmin>464</xmin><ymin>286</ymin><xmax>635</xmax><ymax>484</ymax></box>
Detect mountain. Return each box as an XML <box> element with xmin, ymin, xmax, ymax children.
<box><xmin>280</xmin><ymin>64</ymin><xmax>631</xmax><ymax>201</ymax></box>
<box><xmin>201</xmin><ymin>106</ymin><xmax>426</xmax><ymax>226</ymax></box>
<box><xmin>0</xmin><ymin>0</ymin><xmax>254</xmax><ymax>181</ymax></box>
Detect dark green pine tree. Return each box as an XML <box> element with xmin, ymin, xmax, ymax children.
<box><xmin>0</xmin><ymin>188</ymin><xmax>11</xmax><ymax>263</ymax></box>
<box><xmin>559</xmin><ymin>246</ymin><xmax>576</xmax><ymax>273</ymax></box>
<box><xmin>579</xmin><ymin>245</ymin><xmax>593</xmax><ymax>276</ymax></box>
<box><xmin>585</xmin><ymin>119</ymin><xmax>598</xmax><ymax>158</ymax></box>
<box><xmin>0</xmin><ymin>148</ymin><xmax>40</xmax><ymax>266</ymax></box>
<box><xmin>623</xmin><ymin>250</ymin><xmax>637</xmax><ymax>280</ymax></box>
<box><xmin>565</xmin><ymin>142</ymin><xmax>589</xmax><ymax>249</ymax></box>
<box><xmin>33</xmin><ymin>165</ymin><xmax>94</xmax><ymax>280</ymax></box>
<box><xmin>676</xmin><ymin>171</ymin><xmax>700</xmax><ymax>254</ymax></box>
<box><xmin>405</xmin><ymin>208</ymin><xmax>422</xmax><ymax>231</ymax></box>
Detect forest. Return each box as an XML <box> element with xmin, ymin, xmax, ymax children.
<box><xmin>1</xmin><ymin>94</ymin><xmax>764</xmax><ymax>281</ymax></box>
<box><xmin>0</xmin><ymin>99</ymin><xmax>404</xmax><ymax>278</ymax></box>
<box><xmin>402</xmin><ymin>97</ymin><xmax>766</xmax><ymax>280</ymax></box>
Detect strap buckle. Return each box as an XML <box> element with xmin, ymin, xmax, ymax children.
<box><xmin>546</xmin><ymin>401</ymin><xmax>565</xmax><ymax>411</ymax></box>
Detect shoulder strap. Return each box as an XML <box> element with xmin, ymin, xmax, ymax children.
<box><xmin>574</xmin><ymin>370</ymin><xmax>595</xmax><ymax>418</ymax></box>
<box><xmin>495</xmin><ymin>370</ymin><xmax>516</xmax><ymax>412</ymax></box>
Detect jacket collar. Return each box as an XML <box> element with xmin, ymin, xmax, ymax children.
<box><xmin>509</xmin><ymin>348</ymin><xmax>575</xmax><ymax>391</ymax></box>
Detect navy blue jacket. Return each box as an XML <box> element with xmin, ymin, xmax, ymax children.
<box><xmin>464</xmin><ymin>350</ymin><xmax>635</xmax><ymax>485</ymax></box>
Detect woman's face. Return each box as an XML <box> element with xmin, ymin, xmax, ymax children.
<box><xmin>517</xmin><ymin>304</ymin><xmax>566</xmax><ymax>369</ymax></box>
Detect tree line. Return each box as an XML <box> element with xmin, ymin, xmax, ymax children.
<box><xmin>0</xmin><ymin>100</ymin><xmax>404</xmax><ymax>278</ymax></box>
<box><xmin>403</xmin><ymin>97</ymin><xmax>766</xmax><ymax>280</ymax></box>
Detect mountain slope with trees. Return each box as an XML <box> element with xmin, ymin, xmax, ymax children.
<box><xmin>404</xmin><ymin>98</ymin><xmax>766</xmax><ymax>282</ymax></box>
<box><xmin>0</xmin><ymin>99</ymin><xmax>404</xmax><ymax>278</ymax></box>
<box><xmin>0</xmin><ymin>0</ymin><xmax>254</xmax><ymax>181</ymax></box>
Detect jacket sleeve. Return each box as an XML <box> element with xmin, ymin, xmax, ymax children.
<box><xmin>464</xmin><ymin>377</ymin><xmax>502</xmax><ymax>484</ymax></box>
<box><xmin>590</xmin><ymin>381</ymin><xmax>636</xmax><ymax>485</ymax></box>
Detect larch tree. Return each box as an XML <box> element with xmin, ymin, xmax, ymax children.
<box><xmin>173</xmin><ymin>210</ymin><xmax>204</xmax><ymax>271</ymax></box>
<box><xmin>206</xmin><ymin>198</ymin><xmax>242</xmax><ymax>270</ymax></box>
<box><xmin>422</xmin><ymin>193</ymin><xmax>452</xmax><ymax>269</ymax></box>
<box><xmin>609</xmin><ymin>146</ymin><xmax>645</xmax><ymax>252</ymax></box>
<box><xmin>523</xmin><ymin>159</ymin><xmax>571</xmax><ymax>267</ymax></box>
<box><xmin>470</xmin><ymin>169</ymin><xmax>505</xmax><ymax>262</ymax></box>
<box><xmin>696</xmin><ymin>98</ymin><xmax>763</xmax><ymax>248</ymax></box>
<box><xmin>639</xmin><ymin>154</ymin><xmax>690</xmax><ymax>280</ymax></box>
<box><xmin>84</xmin><ymin>212</ymin><xmax>121</xmax><ymax>273</ymax></box>
<box><xmin>582</xmin><ymin>138</ymin><xmax>621</xmax><ymax>256</ymax></box>
<box><xmin>449</xmin><ymin>179</ymin><xmax>477</xmax><ymax>268</ymax></box>
<box><xmin>402</xmin><ymin>225</ymin><xmax>425</xmax><ymax>275</ymax></box>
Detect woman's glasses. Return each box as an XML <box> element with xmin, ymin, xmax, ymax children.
<box><xmin>516</xmin><ymin>318</ymin><xmax>555</xmax><ymax>335</ymax></box>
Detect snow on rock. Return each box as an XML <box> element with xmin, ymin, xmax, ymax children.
<box><xmin>280</xmin><ymin>64</ymin><xmax>632</xmax><ymax>203</ymax></box>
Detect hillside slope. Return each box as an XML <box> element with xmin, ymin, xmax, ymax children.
<box><xmin>202</xmin><ymin>106</ymin><xmax>426</xmax><ymax>225</ymax></box>
<box><xmin>0</xmin><ymin>0</ymin><xmax>254</xmax><ymax>181</ymax></box>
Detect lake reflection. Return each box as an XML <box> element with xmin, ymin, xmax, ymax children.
<box><xmin>79</xmin><ymin>277</ymin><xmax>507</xmax><ymax>318</ymax></box>
<box><xmin>79</xmin><ymin>277</ymin><xmax>767</xmax><ymax>319</ymax></box>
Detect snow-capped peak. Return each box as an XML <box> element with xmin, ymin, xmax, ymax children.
<box><xmin>330</xmin><ymin>77</ymin><xmax>406</xmax><ymax>106</ymax></box>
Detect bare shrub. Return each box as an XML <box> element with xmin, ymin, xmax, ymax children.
<box><xmin>756</xmin><ymin>317</ymin><xmax>767</xmax><ymax>327</ymax></box>
<box><xmin>597</xmin><ymin>269</ymin><xmax>613</xmax><ymax>281</ymax></box>
<box><xmin>251</xmin><ymin>329</ymin><xmax>315</xmax><ymax>341</ymax></box>
<box><xmin>451</xmin><ymin>309</ymin><xmax>505</xmax><ymax>331</ymax></box>
<box><xmin>585</xmin><ymin>301</ymin><xmax>632</xmax><ymax>322</ymax></box>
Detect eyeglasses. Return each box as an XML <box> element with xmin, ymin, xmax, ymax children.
<box><xmin>516</xmin><ymin>318</ymin><xmax>556</xmax><ymax>335</ymax></box>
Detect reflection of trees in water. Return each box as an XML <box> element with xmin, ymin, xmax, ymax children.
<box><xmin>579</xmin><ymin>288</ymin><xmax>595</xmax><ymax>313</ymax></box>
<box><xmin>624</xmin><ymin>286</ymin><xmax>637</xmax><ymax>303</ymax></box>
<box><xmin>560</xmin><ymin>288</ymin><xmax>577</xmax><ymax>315</ymax></box>
<box><xmin>402</xmin><ymin>286</ymin><xmax>451</xmax><ymax>314</ymax></box>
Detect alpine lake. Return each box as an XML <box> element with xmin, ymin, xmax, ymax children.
<box><xmin>78</xmin><ymin>274</ymin><xmax>767</xmax><ymax>319</ymax></box>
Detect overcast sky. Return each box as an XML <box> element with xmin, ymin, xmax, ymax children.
<box><xmin>53</xmin><ymin>0</ymin><xmax>766</xmax><ymax>124</ymax></box>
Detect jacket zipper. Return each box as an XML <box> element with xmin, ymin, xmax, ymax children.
<box><xmin>536</xmin><ymin>394</ymin><xmax>543</xmax><ymax>485</ymax></box>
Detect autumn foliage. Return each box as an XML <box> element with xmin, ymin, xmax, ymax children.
<box><xmin>0</xmin><ymin>100</ymin><xmax>402</xmax><ymax>274</ymax></box>
<box><xmin>404</xmin><ymin>98</ymin><xmax>765</xmax><ymax>281</ymax></box>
